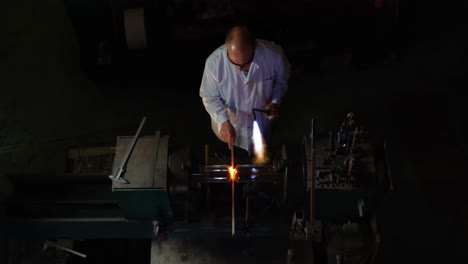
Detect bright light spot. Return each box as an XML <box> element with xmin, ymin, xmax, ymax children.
<box><xmin>228</xmin><ymin>166</ymin><xmax>238</xmax><ymax>182</ymax></box>
<box><xmin>251</xmin><ymin>168</ymin><xmax>258</xmax><ymax>172</ymax></box>
<box><xmin>252</xmin><ymin>121</ymin><xmax>269</xmax><ymax>164</ymax></box>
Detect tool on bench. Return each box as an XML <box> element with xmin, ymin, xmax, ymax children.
<box><xmin>108</xmin><ymin>117</ymin><xmax>147</xmax><ymax>183</ymax></box>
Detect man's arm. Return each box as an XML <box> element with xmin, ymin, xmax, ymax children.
<box><xmin>271</xmin><ymin>45</ymin><xmax>291</xmax><ymax>106</ymax></box>
<box><xmin>267</xmin><ymin>45</ymin><xmax>291</xmax><ymax>121</ymax></box>
<box><xmin>199</xmin><ymin>60</ymin><xmax>229</xmax><ymax>125</ymax></box>
<box><xmin>199</xmin><ymin>60</ymin><xmax>236</xmax><ymax>148</ymax></box>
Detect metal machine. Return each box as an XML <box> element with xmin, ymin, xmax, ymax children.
<box><xmin>297</xmin><ymin>113</ymin><xmax>388</xmax><ymax>264</ymax></box>
<box><xmin>4</xmin><ymin>113</ymin><xmax>390</xmax><ymax>263</ymax></box>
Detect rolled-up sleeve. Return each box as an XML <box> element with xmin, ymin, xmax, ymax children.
<box><xmin>199</xmin><ymin>59</ymin><xmax>230</xmax><ymax>124</ymax></box>
<box><xmin>271</xmin><ymin>46</ymin><xmax>291</xmax><ymax>105</ymax></box>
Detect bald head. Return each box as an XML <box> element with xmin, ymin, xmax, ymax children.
<box><xmin>225</xmin><ymin>25</ymin><xmax>256</xmax><ymax>70</ymax></box>
<box><xmin>225</xmin><ymin>25</ymin><xmax>255</xmax><ymax>47</ymax></box>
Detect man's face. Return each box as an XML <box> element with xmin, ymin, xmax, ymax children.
<box><xmin>227</xmin><ymin>41</ymin><xmax>254</xmax><ymax>72</ymax></box>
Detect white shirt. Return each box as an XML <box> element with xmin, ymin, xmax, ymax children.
<box><xmin>200</xmin><ymin>39</ymin><xmax>291</xmax><ymax>152</ymax></box>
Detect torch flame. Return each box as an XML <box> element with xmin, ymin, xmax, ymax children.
<box><xmin>252</xmin><ymin>121</ymin><xmax>269</xmax><ymax>164</ymax></box>
<box><xmin>228</xmin><ymin>166</ymin><xmax>238</xmax><ymax>182</ymax></box>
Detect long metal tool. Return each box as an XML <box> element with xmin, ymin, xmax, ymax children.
<box><xmin>109</xmin><ymin>117</ymin><xmax>147</xmax><ymax>183</ymax></box>
<box><xmin>310</xmin><ymin>118</ymin><xmax>315</xmax><ymax>221</ymax></box>
<box><xmin>252</xmin><ymin>108</ymin><xmax>273</xmax><ymax>120</ymax></box>
<box><xmin>231</xmin><ymin>143</ymin><xmax>235</xmax><ymax>236</ymax></box>
<box><xmin>43</xmin><ymin>240</ymin><xmax>87</xmax><ymax>258</ymax></box>
<box><xmin>383</xmin><ymin>140</ymin><xmax>394</xmax><ymax>192</ymax></box>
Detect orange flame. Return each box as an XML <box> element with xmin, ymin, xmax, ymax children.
<box><xmin>228</xmin><ymin>166</ymin><xmax>238</xmax><ymax>182</ymax></box>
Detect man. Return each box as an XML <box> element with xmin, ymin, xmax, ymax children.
<box><xmin>199</xmin><ymin>24</ymin><xmax>291</xmax><ymax>161</ymax></box>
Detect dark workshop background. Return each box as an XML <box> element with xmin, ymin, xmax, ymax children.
<box><xmin>1</xmin><ymin>0</ymin><xmax>467</xmax><ymax>263</ymax></box>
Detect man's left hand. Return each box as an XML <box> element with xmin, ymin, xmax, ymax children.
<box><xmin>266</xmin><ymin>103</ymin><xmax>280</xmax><ymax>121</ymax></box>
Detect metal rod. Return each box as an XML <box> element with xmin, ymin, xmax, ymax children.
<box><xmin>345</xmin><ymin>127</ymin><xmax>359</xmax><ymax>177</ymax></box>
<box><xmin>119</xmin><ymin>117</ymin><xmax>147</xmax><ymax>170</ymax></box>
<box><xmin>151</xmin><ymin>130</ymin><xmax>161</xmax><ymax>187</ymax></box>
<box><xmin>232</xmin><ymin>180</ymin><xmax>235</xmax><ymax>236</ymax></box>
<box><xmin>205</xmin><ymin>144</ymin><xmax>209</xmax><ymax>167</ymax></box>
<box><xmin>310</xmin><ymin>118</ymin><xmax>315</xmax><ymax>221</ymax></box>
<box><xmin>252</xmin><ymin>108</ymin><xmax>267</xmax><ymax>113</ymax></box>
<box><xmin>231</xmin><ymin>139</ymin><xmax>235</xmax><ymax>236</ymax></box>
<box><xmin>349</xmin><ymin>127</ymin><xmax>359</xmax><ymax>155</ymax></box>
<box><xmin>44</xmin><ymin>240</ymin><xmax>87</xmax><ymax>258</ymax></box>
<box><xmin>252</xmin><ymin>108</ymin><xmax>273</xmax><ymax>118</ymax></box>
<box><xmin>282</xmin><ymin>144</ymin><xmax>288</xmax><ymax>205</ymax></box>
<box><xmin>384</xmin><ymin>140</ymin><xmax>394</xmax><ymax>192</ymax></box>
<box><xmin>205</xmin><ymin>144</ymin><xmax>211</xmax><ymax>210</ymax></box>
<box><xmin>109</xmin><ymin>117</ymin><xmax>147</xmax><ymax>183</ymax></box>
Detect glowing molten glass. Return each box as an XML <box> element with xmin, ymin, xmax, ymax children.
<box><xmin>228</xmin><ymin>166</ymin><xmax>238</xmax><ymax>182</ymax></box>
<box><xmin>252</xmin><ymin>121</ymin><xmax>268</xmax><ymax>164</ymax></box>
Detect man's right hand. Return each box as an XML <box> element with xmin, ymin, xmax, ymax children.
<box><xmin>219</xmin><ymin>120</ymin><xmax>236</xmax><ymax>150</ymax></box>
